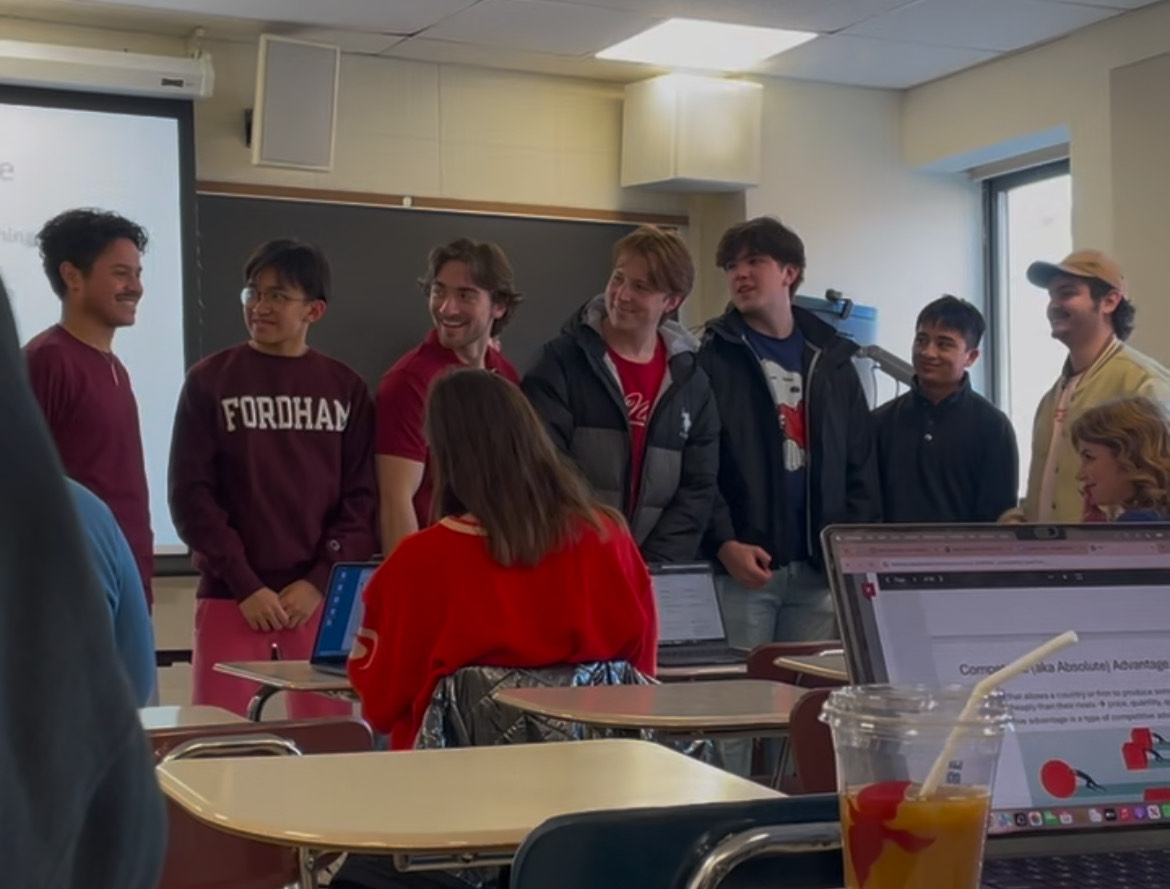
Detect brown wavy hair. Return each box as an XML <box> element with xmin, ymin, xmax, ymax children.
<box><xmin>1071</xmin><ymin>396</ymin><xmax>1170</xmax><ymax>512</ymax></box>
<box><xmin>424</xmin><ymin>368</ymin><xmax>623</xmax><ymax>566</ymax></box>
<box><xmin>418</xmin><ymin>238</ymin><xmax>523</xmax><ymax>336</ymax></box>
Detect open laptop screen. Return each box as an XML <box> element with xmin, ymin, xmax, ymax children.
<box><xmin>313</xmin><ymin>562</ymin><xmax>378</xmax><ymax>661</ymax></box>
<box><xmin>824</xmin><ymin>524</ymin><xmax>1170</xmax><ymax>839</ymax></box>
<box><xmin>650</xmin><ymin>564</ymin><xmax>725</xmax><ymax>644</ymax></box>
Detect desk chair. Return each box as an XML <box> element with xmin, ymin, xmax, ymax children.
<box><xmin>743</xmin><ymin>642</ymin><xmax>843</xmax><ymax>788</ymax></box>
<box><xmin>509</xmin><ymin>795</ymin><xmax>842</xmax><ymax>889</ymax></box>
<box><xmin>147</xmin><ymin>717</ymin><xmax>373</xmax><ymax>889</ymax></box>
<box><xmin>416</xmin><ymin>661</ymin><xmax>647</xmax><ymax>748</ymax></box>
<box><xmin>787</xmin><ymin>688</ymin><xmax>835</xmax><ymax>794</ymax></box>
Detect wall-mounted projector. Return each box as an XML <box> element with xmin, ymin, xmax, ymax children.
<box><xmin>0</xmin><ymin>39</ymin><xmax>214</xmax><ymax>99</ymax></box>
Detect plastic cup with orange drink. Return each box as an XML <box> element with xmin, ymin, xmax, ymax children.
<box><xmin>821</xmin><ymin>684</ymin><xmax>1011</xmax><ymax>889</ymax></box>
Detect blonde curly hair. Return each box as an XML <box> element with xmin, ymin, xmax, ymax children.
<box><xmin>1071</xmin><ymin>396</ymin><xmax>1170</xmax><ymax>513</ymax></box>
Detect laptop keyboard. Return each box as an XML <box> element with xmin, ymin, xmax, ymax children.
<box><xmin>982</xmin><ymin>848</ymin><xmax>1170</xmax><ymax>888</ymax></box>
<box><xmin>657</xmin><ymin>643</ymin><xmax>744</xmax><ymax>667</ymax></box>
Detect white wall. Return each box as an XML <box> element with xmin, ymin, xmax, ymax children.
<box><xmin>1109</xmin><ymin>52</ymin><xmax>1170</xmax><ymax>365</ymax></box>
<box><xmin>197</xmin><ymin>39</ymin><xmax>691</xmax><ymax>217</ymax></box>
<box><xmin>748</xmin><ymin>78</ymin><xmax>983</xmax><ymax>387</ymax></box>
<box><xmin>902</xmin><ymin>2</ymin><xmax>1170</xmax><ymax>364</ymax></box>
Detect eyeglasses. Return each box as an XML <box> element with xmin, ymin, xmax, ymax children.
<box><xmin>240</xmin><ymin>286</ymin><xmax>310</xmax><ymax>308</ymax></box>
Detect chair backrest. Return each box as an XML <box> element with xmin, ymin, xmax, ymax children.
<box><xmin>148</xmin><ymin>717</ymin><xmax>373</xmax><ymax>889</ymax></box>
<box><xmin>416</xmin><ymin>662</ymin><xmax>648</xmax><ymax>749</ymax></box>
<box><xmin>510</xmin><ymin>796</ymin><xmax>843</xmax><ymax>889</ymax></box>
<box><xmin>745</xmin><ymin>642</ymin><xmax>845</xmax><ymax>689</ymax></box>
<box><xmin>788</xmin><ymin>688</ymin><xmax>836</xmax><ymax>794</ymax></box>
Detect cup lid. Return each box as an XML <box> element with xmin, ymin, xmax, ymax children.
<box><xmin>821</xmin><ymin>683</ymin><xmax>1012</xmax><ymax>730</ymax></box>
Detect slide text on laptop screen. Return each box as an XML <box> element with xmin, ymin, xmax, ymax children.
<box><xmin>653</xmin><ymin>570</ymin><xmax>724</xmax><ymax>643</ymax></box>
<box><xmin>833</xmin><ymin>528</ymin><xmax>1170</xmax><ymax>836</ymax></box>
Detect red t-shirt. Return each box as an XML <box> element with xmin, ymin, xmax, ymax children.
<box><xmin>375</xmin><ymin>331</ymin><xmax>519</xmax><ymax>527</ymax></box>
<box><xmin>24</xmin><ymin>325</ymin><xmax>154</xmax><ymax>606</ymax></box>
<box><xmin>606</xmin><ymin>337</ymin><xmax>668</xmax><ymax>510</ymax></box>
<box><xmin>348</xmin><ymin>512</ymin><xmax>657</xmax><ymax>749</ymax></box>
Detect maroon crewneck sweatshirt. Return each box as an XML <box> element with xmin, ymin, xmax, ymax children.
<box><xmin>169</xmin><ymin>344</ymin><xmax>377</xmax><ymax>601</ymax></box>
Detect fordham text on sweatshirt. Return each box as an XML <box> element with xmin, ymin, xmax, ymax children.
<box><xmin>169</xmin><ymin>343</ymin><xmax>378</xmax><ymax>601</ymax></box>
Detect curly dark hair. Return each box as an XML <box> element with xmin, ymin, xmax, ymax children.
<box><xmin>37</xmin><ymin>208</ymin><xmax>148</xmax><ymax>298</ymax></box>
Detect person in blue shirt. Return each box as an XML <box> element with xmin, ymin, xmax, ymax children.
<box><xmin>0</xmin><ymin>273</ymin><xmax>164</xmax><ymax>889</ymax></box>
<box><xmin>1071</xmin><ymin>396</ymin><xmax>1170</xmax><ymax>522</ymax></box>
<box><xmin>67</xmin><ymin>478</ymin><xmax>157</xmax><ymax>705</ymax></box>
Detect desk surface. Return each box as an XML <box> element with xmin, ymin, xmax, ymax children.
<box><xmin>493</xmin><ymin>679</ymin><xmax>800</xmax><ymax>731</ymax></box>
<box><xmin>773</xmin><ymin>654</ymin><xmax>848</xmax><ymax>683</ymax></box>
<box><xmin>214</xmin><ymin>660</ymin><xmax>353</xmax><ymax>691</ymax></box>
<box><xmin>139</xmin><ymin>705</ymin><xmax>247</xmax><ymax>730</ymax></box>
<box><xmin>157</xmin><ymin>739</ymin><xmax>778</xmax><ymax>852</ymax></box>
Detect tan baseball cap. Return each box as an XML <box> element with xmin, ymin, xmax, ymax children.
<box><xmin>1026</xmin><ymin>249</ymin><xmax>1126</xmax><ymax>296</ymax></box>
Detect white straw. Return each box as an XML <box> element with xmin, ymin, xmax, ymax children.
<box><xmin>918</xmin><ymin>630</ymin><xmax>1079</xmax><ymax>798</ymax></box>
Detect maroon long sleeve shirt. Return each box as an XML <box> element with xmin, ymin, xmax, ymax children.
<box><xmin>168</xmin><ymin>344</ymin><xmax>377</xmax><ymax>601</ymax></box>
<box><xmin>24</xmin><ymin>325</ymin><xmax>154</xmax><ymax>605</ymax></box>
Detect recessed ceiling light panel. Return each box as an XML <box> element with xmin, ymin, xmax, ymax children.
<box><xmin>597</xmin><ymin>17</ymin><xmax>817</xmax><ymax>74</ymax></box>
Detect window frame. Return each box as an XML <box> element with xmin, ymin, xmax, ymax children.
<box><xmin>983</xmin><ymin>158</ymin><xmax>1071</xmax><ymax>409</ymax></box>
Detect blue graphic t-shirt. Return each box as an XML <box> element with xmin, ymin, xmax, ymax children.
<box><xmin>744</xmin><ymin>325</ymin><xmax>808</xmax><ymax>563</ymax></box>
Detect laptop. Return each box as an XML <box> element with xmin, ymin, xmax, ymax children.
<box><xmin>308</xmin><ymin>561</ymin><xmax>379</xmax><ymax>676</ymax></box>
<box><xmin>822</xmin><ymin>522</ymin><xmax>1170</xmax><ymax>888</ymax></box>
<box><xmin>650</xmin><ymin>562</ymin><xmax>746</xmax><ymax>668</ymax></box>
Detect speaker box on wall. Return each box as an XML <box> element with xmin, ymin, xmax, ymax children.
<box><xmin>251</xmin><ymin>34</ymin><xmax>340</xmax><ymax>171</ymax></box>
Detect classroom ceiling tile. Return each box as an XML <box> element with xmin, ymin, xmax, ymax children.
<box><xmin>418</xmin><ymin>0</ymin><xmax>660</xmax><ymax>56</ymax></box>
<box><xmin>0</xmin><ymin>0</ymin><xmax>1160</xmax><ymax>89</ymax></box>
<box><xmin>63</xmin><ymin>0</ymin><xmax>480</xmax><ymax>34</ymax></box>
<box><xmin>386</xmin><ymin>35</ymin><xmax>658</xmax><ymax>83</ymax></box>
<box><xmin>555</xmin><ymin>0</ymin><xmax>919</xmax><ymax>34</ymax></box>
<box><xmin>843</xmin><ymin>0</ymin><xmax>1119</xmax><ymax>53</ymax></box>
<box><xmin>759</xmin><ymin>33</ymin><xmax>998</xmax><ymax>89</ymax></box>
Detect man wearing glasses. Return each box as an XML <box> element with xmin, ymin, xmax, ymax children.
<box><xmin>375</xmin><ymin>238</ymin><xmax>522</xmax><ymax>556</ymax></box>
<box><xmin>168</xmin><ymin>239</ymin><xmax>377</xmax><ymax>718</ymax></box>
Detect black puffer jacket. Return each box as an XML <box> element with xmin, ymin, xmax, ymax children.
<box><xmin>698</xmin><ymin>306</ymin><xmax>881</xmax><ymax>569</ymax></box>
<box><xmin>522</xmin><ymin>295</ymin><xmax>720</xmax><ymax>563</ymax></box>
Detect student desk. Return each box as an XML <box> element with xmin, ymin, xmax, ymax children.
<box><xmin>493</xmin><ymin>679</ymin><xmax>801</xmax><ymax>740</ymax></box>
<box><xmin>139</xmin><ymin>705</ymin><xmax>247</xmax><ymax>730</ymax></box>
<box><xmin>156</xmin><ymin>738</ymin><xmax>780</xmax><ymax>888</ymax></box>
<box><xmin>214</xmin><ymin>660</ymin><xmax>354</xmax><ymax>721</ymax></box>
<box><xmin>217</xmin><ymin>660</ymin><xmax>750</xmax><ymax>721</ymax></box>
<box><xmin>772</xmin><ymin>653</ymin><xmax>848</xmax><ymax>685</ymax></box>
<box><xmin>657</xmin><ymin>662</ymin><xmax>749</xmax><ymax>681</ymax></box>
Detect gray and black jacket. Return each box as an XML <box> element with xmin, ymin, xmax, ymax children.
<box><xmin>522</xmin><ymin>295</ymin><xmax>720</xmax><ymax>564</ymax></box>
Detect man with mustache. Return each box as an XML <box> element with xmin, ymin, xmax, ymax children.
<box><xmin>375</xmin><ymin>238</ymin><xmax>522</xmax><ymax>556</ymax></box>
<box><xmin>873</xmin><ymin>296</ymin><xmax>1018</xmax><ymax>523</ymax></box>
<box><xmin>24</xmin><ymin>208</ymin><xmax>154</xmax><ymax>611</ymax></box>
<box><xmin>1011</xmin><ymin>250</ymin><xmax>1170</xmax><ymax>522</ymax></box>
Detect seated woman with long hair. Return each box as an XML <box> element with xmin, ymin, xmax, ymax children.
<box><xmin>1072</xmin><ymin>396</ymin><xmax>1170</xmax><ymax>522</ymax></box>
<box><xmin>348</xmin><ymin>368</ymin><xmax>657</xmax><ymax>750</ymax></box>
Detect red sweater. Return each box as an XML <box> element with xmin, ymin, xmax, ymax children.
<box><xmin>169</xmin><ymin>344</ymin><xmax>378</xmax><ymax>600</ymax></box>
<box><xmin>375</xmin><ymin>331</ymin><xmax>519</xmax><ymax>527</ymax></box>
<box><xmin>348</xmin><ymin>513</ymin><xmax>657</xmax><ymax>749</ymax></box>
<box><xmin>24</xmin><ymin>325</ymin><xmax>154</xmax><ymax>604</ymax></box>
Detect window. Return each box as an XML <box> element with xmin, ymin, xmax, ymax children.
<box><xmin>985</xmin><ymin>160</ymin><xmax>1072</xmax><ymax>494</ymax></box>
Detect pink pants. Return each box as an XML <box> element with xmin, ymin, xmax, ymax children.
<box><xmin>192</xmin><ymin>597</ymin><xmax>352</xmax><ymax>720</ymax></box>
